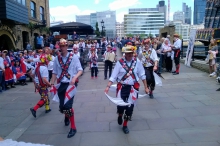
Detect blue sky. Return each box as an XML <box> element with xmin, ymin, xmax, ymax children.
<box><xmin>49</xmin><ymin>0</ymin><xmax>194</xmax><ymax>23</ymax></box>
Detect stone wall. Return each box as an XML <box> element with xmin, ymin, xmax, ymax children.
<box><xmin>159</xmin><ymin>25</ymin><xmax>175</xmax><ymax>43</ymax></box>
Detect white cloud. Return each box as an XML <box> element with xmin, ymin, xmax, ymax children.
<box><xmin>117</xmin><ymin>11</ymin><xmax>127</xmax><ymax>22</ymax></box>
<box><xmin>50</xmin><ymin>5</ymin><xmax>95</xmax><ymax>22</ymax></box>
<box><xmin>95</xmin><ymin>0</ymin><xmax>100</xmax><ymax>4</ymax></box>
<box><xmin>109</xmin><ymin>0</ymin><xmax>141</xmax><ymax>10</ymax></box>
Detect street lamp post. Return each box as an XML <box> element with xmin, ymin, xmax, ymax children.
<box><xmin>101</xmin><ymin>20</ymin><xmax>105</xmax><ymax>37</ymax></box>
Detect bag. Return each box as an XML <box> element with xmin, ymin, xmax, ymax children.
<box><xmin>205</xmin><ymin>54</ymin><xmax>209</xmax><ymax>64</ymax></box>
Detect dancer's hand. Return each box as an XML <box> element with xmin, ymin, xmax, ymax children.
<box><xmin>70</xmin><ymin>77</ymin><xmax>76</xmax><ymax>85</ymax></box>
<box><xmin>145</xmin><ymin>86</ymin><xmax>149</xmax><ymax>94</ymax></box>
<box><xmin>104</xmin><ymin>86</ymin><xmax>109</xmax><ymax>93</ymax></box>
<box><xmin>153</xmin><ymin>66</ymin><xmax>157</xmax><ymax>71</ymax></box>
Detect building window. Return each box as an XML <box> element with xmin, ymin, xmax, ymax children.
<box><xmin>31</xmin><ymin>1</ymin><xmax>36</xmax><ymax>18</ymax></box>
<box><xmin>40</xmin><ymin>6</ymin><xmax>44</xmax><ymax>21</ymax></box>
<box><xmin>21</xmin><ymin>0</ymin><xmax>26</xmax><ymax>6</ymax></box>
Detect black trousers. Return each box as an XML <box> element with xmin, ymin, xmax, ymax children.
<box><xmin>165</xmin><ymin>56</ymin><xmax>172</xmax><ymax>71</ymax></box>
<box><xmin>174</xmin><ymin>50</ymin><xmax>180</xmax><ymax>65</ymax></box>
<box><xmin>117</xmin><ymin>85</ymin><xmax>134</xmax><ymax>117</ymax></box>
<box><xmin>58</xmin><ymin>83</ymin><xmax>74</xmax><ymax>112</ymax></box>
<box><xmin>49</xmin><ymin>70</ymin><xmax>52</xmax><ymax>82</ymax></box>
<box><xmin>145</xmin><ymin>66</ymin><xmax>155</xmax><ymax>91</ymax></box>
<box><xmin>91</xmin><ymin>67</ymin><xmax>98</xmax><ymax>77</ymax></box>
<box><xmin>104</xmin><ymin>60</ymin><xmax>113</xmax><ymax>78</ymax></box>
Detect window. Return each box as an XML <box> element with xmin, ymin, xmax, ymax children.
<box><xmin>30</xmin><ymin>1</ymin><xmax>36</xmax><ymax>18</ymax></box>
<box><xmin>40</xmin><ymin>6</ymin><xmax>44</xmax><ymax>21</ymax></box>
<box><xmin>21</xmin><ymin>0</ymin><xmax>26</xmax><ymax>6</ymax></box>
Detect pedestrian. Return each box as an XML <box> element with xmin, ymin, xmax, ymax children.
<box><xmin>14</xmin><ymin>59</ymin><xmax>27</xmax><ymax>86</ymax></box>
<box><xmin>138</xmin><ymin>39</ymin><xmax>158</xmax><ymax>98</ymax></box>
<box><xmin>208</xmin><ymin>39</ymin><xmax>218</xmax><ymax>77</ymax></box>
<box><xmin>0</xmin><ymin>51</ymin><xmax>5</xmax><ymax>92</ymax></box>
<box><xmin>162</xmin><ymin>38</ymin><xmax>173</xmax><ymax>72</ymax></box>
<box><xmin>103</xmin><ymin>45</ymin><xmax>115</xmax><ymax>80</ymax></box>
<box><xmin>48</xmin><ymin>49</ymin><xmax>55</xmax><ymax>82</ymax></box>
<box><xmin>36</xmin><ymin>34</ymin><xmax>43</xmax><ymax>50</ymax></box>
<box><xmin>30</xmin><ymin>54</ymin><xmax>52</xmax><ymax>118</ymax></box>
<box><xmin>170</xmin><ymin>34</ymin><xmax>182</xmax><ymax>75</ymax></box>
<box><xmin>104</xmin><ymin>45</ymin><xmax>149</xmax><ymax>134</ymax></box>
<box><xmin>50</xmin><ymin>38</ymin><xmax>83</xmax><ymax>138</ymax></box>
<box><xmin>89</xmin><ymin>47</ymin><xmax>98</xmax><ymax>79</ymax></box>
<box><xmin>2</xmin><ymin>50</ymin><xmax>15</xmax><ymax>89</ymax></box>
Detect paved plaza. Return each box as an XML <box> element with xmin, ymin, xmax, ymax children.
<box><xmin>0</xmin><ymin>55</ymin><xmax>220</xmax><ymax>146</ymax></box>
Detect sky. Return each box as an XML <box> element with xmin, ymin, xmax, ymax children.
<box><xmin>49</xmin><ymin>0</ymin><xmax>194</xmax><ymax>23</ymax></box>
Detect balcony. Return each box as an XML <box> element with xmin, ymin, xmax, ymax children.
<box><xmin>0</xmin><ymin>0</ymin><xmax>28</xmax><ymax>24</ymax></box>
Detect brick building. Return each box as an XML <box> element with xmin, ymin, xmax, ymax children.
<box><xmin>0</xmin><ymin>0</ymin><xmax>50</xmax><ymax>51</ymax></box>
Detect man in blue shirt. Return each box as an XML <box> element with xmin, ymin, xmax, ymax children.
<box><xmin>36</xmin><ymin>34</ymin><xmax>43</xmax><ymax>49</ymax></box>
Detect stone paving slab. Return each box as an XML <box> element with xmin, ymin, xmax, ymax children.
<box><xmin>174</xmin><ymin>127</ymin><xmax>220</xmax><ymax>143</ymax></box>
<box><xmin>176</xmin><ymin>142</ymin><xmax>220</xmax><ymax>146</ymax></box>
<box><xmin>127</xmin><ymin>130</ymin><xmax>181</xmax><ymax>145</ymax></box>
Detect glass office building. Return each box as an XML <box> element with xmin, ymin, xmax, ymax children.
<box><xmin>76</xmin><ymin>10</ymin><xmax>116</xmax><ymax>38</ymax></box>
<box><xmin>124</xmin><ymin>8</ymin><xmax>165</xmax><ymax>36</ymax></box>
<box><xmin>194</xmin><ymin>0</ymin><xmax>206</xmax><ymax>24</ymax></box>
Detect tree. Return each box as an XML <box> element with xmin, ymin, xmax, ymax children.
<box><xmin>148</xmin><ymin>32</ymin><xmax>153</xmax><ymax>38</ymax></box>
<box><xmin>95</xmin><ymin>22</ymin><xmax>100</xmax><ymax>37</ymax></box>
<box><xmin>126</xmin><ymin>33</ymin><xmax>133</xmax><ymax>37</ymax></box>
<box><xmin>139</xmin><ymin>33</ymin><xmax>146</xmax><ymax>39</ymax></box>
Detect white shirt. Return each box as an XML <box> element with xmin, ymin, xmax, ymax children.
<box><xmin>73</xmin><ymin>44</ymin><xmax>79</xmax><ymax>48</ymax></box>
<box><xmin>48</xmin><ymin>55</ymin><xmax>55</xmax><ymax>70</ymax></box>
<box><xmin>89</xmin><ymin>53</ymin><xmax>98</xmax><ymax>67</ymax></box>
<box><xmin>34</xmin><ymin>65</ymin><xmax>49</xmax><ymax>84</ymax></box>
<box><xmin>109</xmin><ymin>58</ymin><xmax>146</xmax><ymax>85</ymax></box>
<box><xmin>74</xmin><ymin>52</ymin><xmax>80</xmax><ymax>59</ymax></box>
<box><xmin>53</xmin><ymin>52</ymin><xmax>83</xmax><ymax>83</ymax></box>
<box><xmin>138</xmin><ymin>48</ymin><xmax>159</xmax><ymax>67</ymax></box>
<box><xmin>173</xmin><ymin>39</ymin><xmax>182</xmax><ymax>51</ymax></box>
<box><xmin>0</xmin><ymin>57</ymin><xmax>4</xmax><ymax>71</ymax></box>
<box><xmin>162</xmin><ymin>44</ymin><xmax>172</xmax><ymax>57</ymax></box>
<box><xmin>104</xmin><ymin>51</ymin><xmax>115</xmax><ymax>61</ymax></box>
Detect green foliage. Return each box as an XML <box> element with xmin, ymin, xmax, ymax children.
<box><xmin>126</xmin><ymin>33</ymin><xmax>133</xmax><ymax>37</ymax></box>
<box><xmin>139</xmin><ymin>33</ymin><xmax>146</xmax><ymax>39</ymax></box>
<box><xmin>95</xmin><ymin>22</ymin><xmax>100</xmax><ymax>37</ymax></box>
<box><xmin>27</xmin><ymin>22</ymin><xmax>35</xmax><ymax>30</ymax></box>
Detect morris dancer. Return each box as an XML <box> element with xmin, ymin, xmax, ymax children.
<box><xmin>104</xmin><ymin>45</ymin><xmax>149</xmax><ymax>134</ymax></box>
<box><xmin>30</xmin><ymin>54</ymin><xmax>52</xmax><ymax>118</ymax></box>
<box><xmin>171</xmin><ymin>34</ymin><xmax>182</xmax><ymax>75</ymax></box>
<box><xmin>138</xmin><ymin>39</ymin><xmax>158</xmax><ymax>98</ymax></box>
<box><xmin>50</xmin><ymin>38</ymin><xmax>83</xmax><ymax>138</ymax></box>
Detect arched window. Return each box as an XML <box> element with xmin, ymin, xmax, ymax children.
<box><xmin>40</xmin><ymin>6</ymin><xmax>44</xmax><ymax>21</ymax></box>
<box><xmin>30</xmin><ymin>1</ymin><xmax>36</xmax><ymax>18</ymax></box>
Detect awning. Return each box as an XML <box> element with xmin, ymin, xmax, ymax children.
<box><xmin>50</xmin><ymin>22</ymin><xmax>94</xmax><ymax>35</ymax></box>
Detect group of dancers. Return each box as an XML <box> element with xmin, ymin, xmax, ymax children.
<box><xmin>0</xmin><ymin>34</ymin><xmax>182</xmax><ymax>137</ymax></box>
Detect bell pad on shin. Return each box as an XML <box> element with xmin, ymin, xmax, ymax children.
<box><xmin>124</xmin><ymin>115</ymin><xmax>132</xmax><ymax>121</ymax></box>
<box><xmin>63</xmin><ymin>109</ymin><xmax>73</xmax><ymax>117</ymax></box>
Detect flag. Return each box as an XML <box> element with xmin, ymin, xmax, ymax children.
<box><xmin>64</xmin><ymin>85</ymin><xmax>77</xmax><ymax>105</ymax></box>
<box><xmin>50</xmin><ymin>84</ymin><xmax>60</xmax><ymax>103</ymax></box>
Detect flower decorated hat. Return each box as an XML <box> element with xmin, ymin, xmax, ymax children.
<box><xmin>39</xmin><ymin>54</ymin><xmax>52</xmax><ymax>65</ymax></box>
<box><xmin>122</xmin><ymin>45</ymin><xmax>135</xmax><ymax>53</ymax></box>
<box><xmin>59</xmin><ymin>38</ymin><xmax>68</xmax><ymax>46</ymax></box>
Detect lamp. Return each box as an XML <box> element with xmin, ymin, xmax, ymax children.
<box><xmin>101</xmin><ymin>20</ymin><xmax>104</xmax><ymax>27</ymax></box>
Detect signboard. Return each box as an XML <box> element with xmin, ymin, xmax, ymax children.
<box><xmin>185</xmin><ymin>29</ymin><xmax>197</xmax><ymax>67</ymax></box>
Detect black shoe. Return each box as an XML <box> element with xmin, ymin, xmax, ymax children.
<box><xmin>216</xmin><ymin>88</ymin><xmax>220</xmax><ymax>91</ymax></box>
<box><xmin>30</xmin><ymin>108</ymin><xmax>36</xmax><ymax>118</ymax></box>
<box><xmin>172</xmin><ymin>71</ymin><xmax>176</xmax><ymax>73</ymax></box>
<box><xmin>67</xmin><ymin>128</ymin><xmax>77</xmax><ymax>138</ymax></box>
<box><xmin>45</xmin><ymin>109</ymin><xmax>51</xmax><ymax>113</ymax></box>
<box><xmin>104</xmin><ymin>77</ymin><xmax>107</xmax><ymax>80</ymax></box>
<box><xmin>149</xmin><ymin>93</ymin><xmax>154</xmax><ymax>99</ymax></box>
<box><xmin>11</xmin><ymin>85</ymin><xmax>16</xmax><ymax>88</ymax></box>
<box><xmin>122</xmin><ymin>126</ymin><xmax>129</xmax><ymax>134</ymax></box>
<box><xmin>173</xmin><ymin>72</ymin><xmax>179</xmax><ymax>75</ymax></box>
<box><xmin>64</xmin><ymin>117</ymin><xmax>70</xmax><ymax>126</ymax></box>
<box><xmin>118</xmin><ymin>115</ymin><xmax>123</xmax><ymax>125</ymax></box>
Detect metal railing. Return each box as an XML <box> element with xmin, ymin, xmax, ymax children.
<box><xmin>181</xmin><ymin>45</ymin><xmax>220</xmax><ymax>63</ymax></box>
